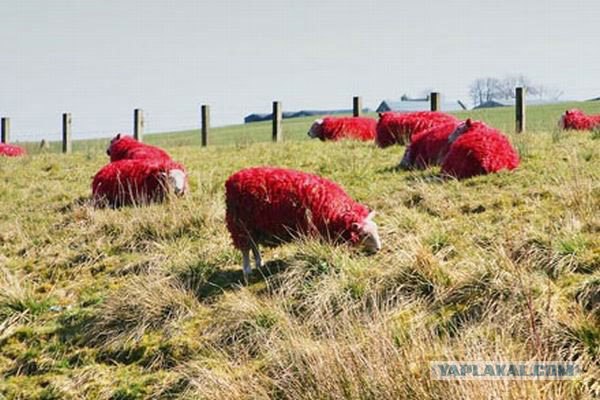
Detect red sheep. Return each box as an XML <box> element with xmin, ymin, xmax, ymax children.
<box><xmin>92</xmin><ymin>159</ymin><xmax>188</xmax><ymax>207</ymax></box>
<box><xmin>307</xmin><ymin>116</ymin><xmax>377</xmax><ymax>142</ymax></box>
<box><xmin>559</xmin><ymin>109</ymin><xmax>600</xmax><ymax>131</ymax></box>
<box><xmin>225</xmin><ymin>167</ymin><xmax>381</xmax><ymax>281</ymax></box>
<box><xmin>106</xmin><ymin>134</ymin><xmax>172</xmax><ymax>162</ymax></box>
<box><xmin>441</xmin><ymin>119</ymin><xmax>520</xmax><ymax>179</ymax></box>
<box><xmin>375</xmin><ymin>111</ymin><xmax>458</xmax><ymax>147</ymax></box>
<box><xmin>398</xmin><ymin>121</ymin><xmax>460</xmax><ymax>169</ymax></box>
<box><xmin>0</xmin><ymin>143</ymin><xmax>26</xmax><ymax>157</ymax></box>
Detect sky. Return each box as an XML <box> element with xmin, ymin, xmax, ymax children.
<box><xmin>1</xmin><ymin>0</ymin><xmax>599</xmax><ymax>140</ymax></box>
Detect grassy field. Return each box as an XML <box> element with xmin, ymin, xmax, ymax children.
<box><xmin>1</xmin><ymin>103</ymin><xmax>599</xmax><ymax>399</ymax></box>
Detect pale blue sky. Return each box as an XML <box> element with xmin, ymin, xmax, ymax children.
<box><xmin>1</xmin><ymin>0</ymin><xmax>599</xmax><ymax>140</ymax></box>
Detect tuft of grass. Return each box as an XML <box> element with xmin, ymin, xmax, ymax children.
<box><xmin>0</xmin><ymin>267</ymin><xmax>53</xmax><ymax>341</ymax></box>
<box><xmin>202</xmin><ymin>288</ymin><xmax>287</xmax><ymax>358</ymax></box>
<box><xmin>574</xmin><ymin>274</ymin><xmax>600</xmax><ymax>319</ymax></box>
<box><xmin>85</xmin><ymin>274</ymin><xmax>199</xmax><ymax>350</ymax></box>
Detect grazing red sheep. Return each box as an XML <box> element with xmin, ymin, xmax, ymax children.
<box><xmin>375</xmin><ymin>111</ymin><xmax>458</xmax><ymax>147</ymax></box>
<box><xmin>107</xmin><ymin>134</ymin><xmax>171</xmax><ymax>162</ymax></box>
<box><xmin>225</xmin><ymin>167</ymin><xmax>381</xmax><ymax>281</ymax></box>
<box><xmin>559</xmin><ymin>109</ymin><xmax>600</xmax><ymax>131</ymax></box>
<box><xmin>92</xmin><ymin>159</ymin><xmax>188</xmax><ymax>207</ymax></box>
<box><xmin>0</xmin><ymin>143</ymin><xmax>26</xmax><ymax>157</ymax></box>
<box><xmin>399</xmin><ymin>121</ymin><xmax>460</xmax><ymax>169</ymax></box>
<box><xmin>307</xmin><ymin>116</ymin><xmax>377</xmax><ymax>142</ymax></box>
<box><xmin>441</xmin><ymin>119</ymin><xmax>520</xmax><ymax>179</ymax></box>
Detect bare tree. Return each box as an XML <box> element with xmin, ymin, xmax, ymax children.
<box><xmin>497</xmin><ymin>75</ymin><xmax>539</xmax><ymax>100</ymax></box>
<box><xmin>469</xmin><ymin>77</ymin><xmax>502</xmax><ymax>106</ymax></box>
<box><xmin>469</xmin><ymin>75</ymin><xmax>561</xmax><ymax>106</ymax></box>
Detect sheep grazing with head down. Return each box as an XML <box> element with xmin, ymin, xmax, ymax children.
<box><xmin>441</xmin><ymin>119</ymin><xmax>520</xmax><ymax>179</ymax></box>
<box><xmin>106</xmin><ymin>134</ymin><xmax>172</xmax><ymax>162</ymax></box>
<box><xmin>307</xmin><ymin>116</ymin><xmax>377</xmax><ymax>142</ymax></box>
<box><xmin>0</xmin><ymin>143</ymin><xmax>26</xmax><ymax>157</ymax></box>
<box><xmin>92</xmin><ymin>159</ymin><xmax>188</xmax><ymax>207</ymax></box>
<box><xmin>399</xmin><ymin>121</ymin><xmax>460</xmax><ymax>169</ymax></box>
<box><xmin>225</xmin><ymin>167</ymin><xmax>382</xmax><ymax>281</ymax></box>
<box><xmin>559</xmin><ymin>109</ymin><xmax>600</xmax><ymax>131</ymax></box>
<box><xmin>376</xmin><ymin>111</ymin><xmax>458</xmax><ymax>148</ymax></box>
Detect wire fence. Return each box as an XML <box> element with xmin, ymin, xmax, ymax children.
<box><xmin>0</xmin><ymin>109</ymin><xmax>246</xmax><ymax>143</ymax></box>
<box><xmin>2</xmin><ymin>89</ymin><xmax>582</xmax><ymax>155</ymax></box>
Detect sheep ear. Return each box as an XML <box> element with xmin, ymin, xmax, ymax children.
<box><xmin>367</xmin><ymin>211</ymin><xmax>376</xmax><ymax>220</ymax></box>
<box><xmin>378</xmin><ymin>112</ymin><xmax>383</xmax><ymax>118</ymax></box>
<box><xmin>466</xmin><ymin>118</ymin><xmax>472</xmax><ymax>127</ymax></box>
<box><xmin>115</xmin><ymin>133</ymin><xmax>121</xmax><ymax>140</ymax></box>
<box><xmin>351</xmin><ymin>222</ymin><xmax>361</xmax><ymax>230</ymax></box>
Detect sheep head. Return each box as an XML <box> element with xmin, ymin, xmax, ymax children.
<box><xmin>307</xmin><ymin>119</ymin><xmax>324</xmax><ymax>139</ymax></box>
<box><xmin>352</xmin><ymin>211</ymin><xmax>382</xmax><ymax>253</ymax></box>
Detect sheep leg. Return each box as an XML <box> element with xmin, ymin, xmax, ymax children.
<box><xmin>242</xmin><ymin>249</ymin><xmax>251</xmax><ymax>284</ymax></box>
<box><xmin>250</xmin><ymin>243</ymin><xmax>262</xmax><ymax>269</ymax></box>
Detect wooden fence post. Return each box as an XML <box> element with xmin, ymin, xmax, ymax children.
<box><xmin>272</xmin><ymin>101</ymin><xmax>282</xmax><ymax>142</ymax></box>
<box><xmin>62</xmin><ymin>113</ymin><xmax>72</xmax><ymax>154</ymax></box>
<box><xmin>430</xmin><ymin>92</ymin><xmax>440</xmax><ymax>111</ymax></box>
<box><xmin>1</xmin><ymin>118</ymin><xmax>9</xmax><ymax>144</ymax></box>
<box><xmin>134</xmin><ymin>108</ymin><xmax>144</xmax><ymax>141</ymax></box>
<box><xmin>353</xmin><ymin>96</ymin><xmax>362</xmax><ymax>117</ymax></box>
<box><xmin>201</xmin><ymin>105</ymin><xmax>210</xmax><ymax>147</ymax></box>
<box><xmin>516</xmin><ymin>87</ymin><xmax>526</xmax><ymax>133</ymax></box>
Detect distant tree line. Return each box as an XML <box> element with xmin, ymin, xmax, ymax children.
<box><xmin>469</xmin><ymin>75</ymin><xmax>563</xmax><ymax>107</ymax></box>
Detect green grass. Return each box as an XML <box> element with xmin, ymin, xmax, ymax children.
<box><xmin>453</xmin><ymin>100</ymin><xmax>600</xmax><ymax>133</ymax></box>
<box><xmin>17</xmin><ymin>113</ymin><xmax>320</xmax><ymax>155</ymax></box>
<box><xmin>1</xmin><ymin>102</ymin><xmax>599</xmax><ymax>399</ymax></box>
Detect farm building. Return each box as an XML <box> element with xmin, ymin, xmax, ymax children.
<box><xmin>244</xmin><ymin>108</ymin><xmax>372</xmax><ymax>123</ymax></box>
<box><xmin>376</xmin><ymin>99</ymin><xmax>465</xmax><ymax>113</ymax></box>
<box><xmin>473</xmin><ymin>99</ymin><xmax>561</xmax><ymax>109</ymax></box>
<box><xmin>473</xmin><ymin>100</ymin><xmax>509</xmax><ymax>109</ymax></box>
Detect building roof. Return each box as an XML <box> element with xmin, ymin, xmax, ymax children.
<box><xmin>472</xmin><ymin>100</ymin><xmax>507</xmax><ymax>109</ymax></box>
<box><xmin>376</xmin><ymin>99</ymin><xmax>465</xmax><ymax>113</ymax></box>
<box><xmin>244</xmin><ymin>108</ymin><xmax>372</xmax><ymax>123</ymax></box>
<box><xmin>473</xmin><ymin>99</ymin><xmax>561</xmax><ymax>109</ymax></box>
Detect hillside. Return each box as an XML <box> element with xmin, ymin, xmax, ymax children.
<box><xmin>0</xmin><ymin>103</ymin><xmax>599</xmax><ymax>399</ymax></box>
<box><xmin>15</xmin><ymin>100</ymin><xmax>600</xmax><ymax>154</ymax></box>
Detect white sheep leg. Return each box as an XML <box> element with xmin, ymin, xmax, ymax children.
<box><xmin>242</xmin><ymin>249</ymin><xmax>251</xmax><ymax>284</ymax></box>
<box><xmin>251</xmin><ymin>243</ymin><xmax>262</xmax><ymax>269</ymax></box>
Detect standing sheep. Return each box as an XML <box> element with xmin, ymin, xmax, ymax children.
<box><xmin>107</xmin><ymin>134</ymin><xmax>172</xmax><ymax>162</ymax></box>
<box><xmin>225</xmin><ymin>167</ymin><xmax>382</xmax><ymax>281</ymax></box>
<box><xmin>0</xmin><ymin>143</ymin><xmax>26</xmax><ymax>157</ymax></box>
<box><xmin>398</xmin><ymin>121</ymin><xmax>460</xmax><ymax>169</ymax></box>
<box><xmin>376</xmin><ymin>111</ymin><xmax>458</xmax><ymax>148</ymax></box>
<box><xmin>92</xmin><ymin>159</ymin><xmax>188</xmax><ymax>207</ymax></box>
<box><xmin>559</xmin><ymin>109</ymin><xmax>600</xmax><ymax>131</ymax></box>
<box><xmin>441</xmin><ymin>119</ymin><xmax>520</xmax><ymax>179</ymax></box>
<box><xmin>307</xmin><ymin>116</ymin><xmax>377</xmax><ymax>142</ymax></box>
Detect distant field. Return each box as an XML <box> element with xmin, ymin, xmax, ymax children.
<box><xmin>1</xmin><ymin>101</ymin><xmax>598</xmax><ymax>398</ymax></box>
<box><xmin>453</xmin><ymin>100</ymin><xmax>600</xmax><ymax>132</ymax></box>
<box><xmin>15</xmin><ymin>100</ymin><xmax>600</xmax><ymax>155</ymax></box>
